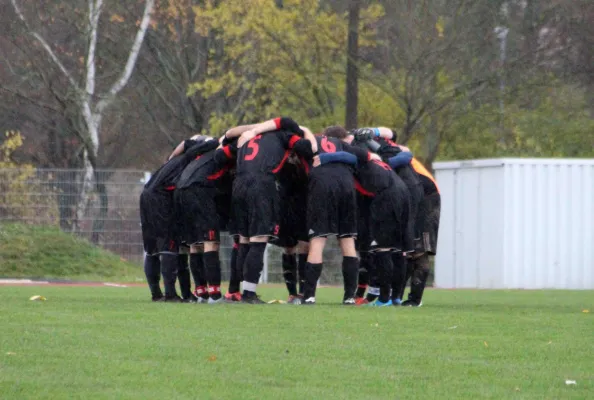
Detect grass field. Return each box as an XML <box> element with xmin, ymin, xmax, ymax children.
<box><xmin>1</xmin><ymin>286</ymin><xmax>592</xmax><ymax>399</ymax></box>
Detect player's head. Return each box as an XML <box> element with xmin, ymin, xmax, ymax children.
<box><xmin>322</xmin><ymin>126</ymin><xmax>354</xmax><ymax>144</ymax></box>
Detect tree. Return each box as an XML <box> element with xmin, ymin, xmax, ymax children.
<box><xmin>345</xmin><ymin>0</ymin><xmax>360</xmax><ymax>130</ymax></box>
<box><xmin>9</xmin><ymin>0</ymin><xmax>154</xmax><ymax>237</ymax></box>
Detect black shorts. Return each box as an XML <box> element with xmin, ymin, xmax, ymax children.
<box><xmin>307</xmin><ymin>172</ymin><xmax>357</xmax><ymax>239</ymax></box>
<box><xmin>140</xmin><ymin>189</ymin><xmax>178</xmax><ymax>255</ymax></box>
<box><xmin>215</xmin><ymin>191</ymin><xmax>232</xmax><ymax>232</ymax></box>
<box><xmin>356</xmin><ymin>194</ymin><xmax>372</xmax><ymax>252</ymax></box>
<box><xmin>414</xmin><ymin>192</ymin><xmax>441</xmax><ymax>255</ymax></box>
<box><xmin>272</xmin><ymin>190</ymin><xmax>308</xmax><ymax>248</ymax></box>
<box><xmin>232</xmin><ymin>174</ymin><xmax>281</xmax><ymax>238</ymax></box>
<box><xmin>368</xmin><ymin>186</ymin><xmax>411</xmax><ymax>252</ymax></box>
<box><xmin>175</xmin><ymin>186</ymin><xmax>221</xmax><ymax>245</ymax></box>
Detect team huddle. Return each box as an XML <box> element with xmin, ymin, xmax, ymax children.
<box><xmin>140</xmin><ymin>117</ymin><xmax>440</xmax><ymax>307</ymax></box>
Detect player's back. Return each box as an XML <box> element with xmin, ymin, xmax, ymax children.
<box><xmin>310</xmin><ymin>136</ymin><xmax>357</xmax><ymax>181</ymax></box>
<box><xmin>144</xmin><ymin>157</ymin><xmax>187</xmax><ymax>192</ymax></box>
<box><xmin>176</xmin><ymin>150</ymin><xmax>220</xmax><ymax>189</ymax></box>
<box><xmin>236</xmin><ymin>130</ymin><xmax>290</xmax><ymax>176</ymax></box>
<box><xmin>355</xmin><ymin>158</ymin><xmax>397</xmax><ymax>195</ymax></box>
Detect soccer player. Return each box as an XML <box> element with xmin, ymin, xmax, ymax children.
<box><xmin>399</xmin><ymin>158</ymin><xmax>441</xmax><ymax>306</ymax></box>
<box><xmin>140</xmin><ymin>135</ymin><xmax>212</xmax><ymax>302</ymax></box>
<box><xmin>232</xmin><ymin>117</ymin><xmax>315</xmax><ymax>304</ymax></box>
<box><xmin>174</xmin><ymin>133</ymin><xmax>239</xmax><ymax>304</ymax></box>
<box><xmin>318</xmin><ymin>131</ymin><xmax>413</xmax><ymax>306</ymax></box>
<box><xmin>302</xmin><ymin>126</ymin><xmax>378</xmax><ymax>305</ymax></box>
<box><xmin>271</xmin><ymin>153</ymin><xmax>310</xmax><ymax>304</ymax></box>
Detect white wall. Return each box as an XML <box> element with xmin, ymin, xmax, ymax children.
<box><xmin>434</xmin><ymin>158</ymin><xmax>594</xmax><ymax>290</ymax></box>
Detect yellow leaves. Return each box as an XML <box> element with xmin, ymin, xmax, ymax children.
<box><xmin>436</xmin><ymin>16</ymin><xmax>445</xmax><ymax>38</ymax></box>
<box><xmin>110</xmin><ymin>14</ymin><xmax>125</xmax><ymax>23</ymax></box>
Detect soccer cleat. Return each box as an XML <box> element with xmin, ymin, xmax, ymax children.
<box><xmin>224</xmin><ymin>292</ymin><xmax>242</xmax><ymax>302</ymax></box>
<box><xmin>343</xmin><ymin>297</ymin><xmax>356</xmax><ymax>305</ymax></box>
<box><xmin>151</xmin><ymin>295</ymin><xmax>165</xmax><ymax>302</ymax></box>
<box><xmin>181</xmin><ymin>296</ymin><xmax>197</xmax><ymax>303</ymax></box>
<box><xmin>241</xmin><ymin>294</ymin><xmax>266</xmax><ymax>304</ymax></box>
<box><xmin>287</xmin><ymin>295</ymin><xmax>302</xmax><ymax>305</ymax></box>
<box><xmin>162</xmin><ymin>295</ymin><xmax>183</xmax><ymax>303</ymax></box>
<box><xmin>355</xmin><ymin>297</ymin><xmax>369</xmax><ymax>306</ymax></box>
<box><xmin>392</xmin><ymin>298</ymin><xmax>402</xmax><ymax>306</ymax></box>
<box><xmin>401</xmin><ymin>299</ymin><xmax>422</xmax><ymax>307</ymax></box>
<box><xmin>195</xmin><ymin>297</ymin><xmax>209</xmax><ymax>304</ymax></box>
<box><xmin>302</xmin><ymin>297</ymin><xmax>316</xmax><ymax>305</ymax></box>
<box><xmin>208</xmin><ymin>296</ymin><xmax>224</xmax><ymax>304</ymax></box>
<box><xmin>370</xmin><ymin>299</ymin><xmax>393</xmax><ymax>307</ymax></box>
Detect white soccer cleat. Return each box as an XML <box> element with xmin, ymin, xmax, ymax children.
<box><xmin>303</xmin><ymin>297</ymin><xmax>316</xmax><ymax>305</ymax></box>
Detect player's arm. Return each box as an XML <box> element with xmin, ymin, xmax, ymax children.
<box><xmin>387</xmin><ymin>151</ymin><xmax>413</xmax><ymax>169</ymax></box>
<box><xmin>181</xmin><ymin>138</ymin><xmax>219</xmax><ymax>161</ymax></box>
<box><xmin>315</xmin><ymin>151</ymin><xmax>358</xmax><ymax>167</ymax></box>
<box><xmin>299</xmin><ymin>125</ymin><xmax>318</xmax><ymax>154</ymax></box>
<box><xmin>238</xmin><ymin>117</ymin><xmax>305</xmax><ymax>147</ymax></box>
<box><xmin>352</xmin><ymin>127</ymin><xmax>395</xmax><ymax>141</ymax></box>
<box><xmin>168</xmin><ymin>139</ymin><xmax>196</xmax><ymax>160</ymax></box>
<box><xmin>213</xmin><ymin>139</ymin><xmax>238</xmax><ymax>165</ymax></box>
<box><xmin>342</xmin><ymin>142</ymin><xmax>380</xmax><ymax>164</ymax></box>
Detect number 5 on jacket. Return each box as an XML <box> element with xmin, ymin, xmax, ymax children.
<box><xmin>244</xmin><ymin>136</ymin><xmax>261</xmax><ymax>161</ymax></box>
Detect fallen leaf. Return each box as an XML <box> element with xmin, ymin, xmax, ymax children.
<box><xmin>483</xmin><ymin>341</ymin><xmax>488</xmax><ymax>347</ymax></box>
<box><xmin>208</xmin><ymin>355</ymin><xmax>217</xmax><ymax>362</ymax></box>
<box><xmin>582</xmin><ymin>309</ymin><xmax>589</xmax><ymax>313</ymax></box>
<box><xmin>547</xmin><ymin>341</ymin><xmax>552</xmax><ymax>345</ymax></box>
<box><xmin>447</xmin><ymin>325</ymin><xmax>458</xmax><ymax>330</ymax></box>
<box><xmin>29</xmin><ymin>295</ymin><xmax>46</xmax><ymax>301</ymax></box>
<box><xmin>565</xmin><ymin>380</ymin><xmax>577</xmax><ymax>385</ymax></box>
<box><xmin>6</xmin><ymin>352</ymin><xmax>16</xmax><ymax>355</ymax></box>
<box><xmin>514</xmin><ymin>387</ymin><xmax>520</xmax><ymax>392</ymax></box>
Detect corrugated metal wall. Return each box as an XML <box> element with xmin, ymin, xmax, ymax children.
<box><xmin>434</xmin><ymin>158</ymin><xmax>594</xmax><ymax>290</ymax></box>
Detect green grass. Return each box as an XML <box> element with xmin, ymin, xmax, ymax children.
<box><xmin>1</xmin><ymin>287</ymin><xmax>592</xmax><ymax>399</ymax></box>
<box><xmin>0</xmin><ymin>223</ymin><xmax>143</xmax><ymax>282</ymax></box>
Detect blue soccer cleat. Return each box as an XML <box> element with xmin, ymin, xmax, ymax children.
<box><xmin>370</xmin><ymin>299</ymin><xmax>393</xmax><ymax>307</ymax></box>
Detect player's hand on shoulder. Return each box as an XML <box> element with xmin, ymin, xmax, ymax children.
<box><xmin>238</xmin><ymin>130</ymin><xmax>257</xmax><ymax>148</ymax></box>
<box><xmin>313</xmin><ymin>155</ymin><xmax>321</xmax><ymax>167</ymax></box>
<box><xmin>369</xmin><ymin>152</ymin><xmax>381</xmax><ymax>162</ymax></box>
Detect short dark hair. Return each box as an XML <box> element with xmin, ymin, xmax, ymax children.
<box><xmin>322</xmin><ymin>125</ymin><xmax>350</xmax><ymax>139</ymax></box>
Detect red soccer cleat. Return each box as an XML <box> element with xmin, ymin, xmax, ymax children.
<box><xmin>224</xmin><ymin>292</ymin><xmax>242</xmax><ymax>302</ymax></box>
<box><xmin>355</xmin><ymin>297</ymin><xmax>369</xmax><ymax>306</ymax></box>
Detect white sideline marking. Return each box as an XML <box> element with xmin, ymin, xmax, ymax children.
<box><xmin>103</xmin><ymin>283</ymin><xmax>128</xmax><ymax>288</ymax></box>
<box><xmin>0</xmin><ymin>279</ymin><xmax>49</xmax><ymax>285</ymax></box>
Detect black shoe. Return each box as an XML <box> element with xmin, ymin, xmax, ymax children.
<box><xmin>151</xmin><ymin>295</ymin><xmax>164</xmax><ymax>302</ymax></box>
<box><xmin>241</xmin><ymin>294</ymin><xmax>266</xmax><ymax>304</ymax></box>
<box><xmin>163</xmin><ymin>295</ymin><xmax>183</xmax><ymax>303</ymax></box>
<box><xmin>401</xmin><ymin>299</ymin><xmax>422</xmax><ymax>307</ymax></box>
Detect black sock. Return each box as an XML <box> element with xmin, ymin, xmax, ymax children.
<box><xmin>391</xmin><ymin>252</ymin><xmax>407</xmax><ymax>301</ymax></box>
<box><xmin>297</xmin><ymin>253</ymin><xmax>307</xmax><ymax>295</ymax></box>
<box><xmin>177</xmin><ymin>254</ymin><xmax>192</xmax><ymax>299</ymax></box>
<box><xmin>357</xmin><ymin>253</ymin><xmax>371</xmax><ymax>297</ymax></box>
<box><xmin>342</xmin><ymin>256</ymin><xmax>359</xmax><ymax>300</ymax></box>
<box><xmin>235</xmin><ymin>243</ymin><xmax>250</xmax><ymax>292</ymax></box>
<box><xmin>203</xmin><ymin>251</ymin><xmax>222</xmax><ymax>300</ymax></box>
<box><xmin>282</xmin><ymin>253</ymin><xmax>298</xmax><ymax>296</ymax></box>
<box><xmin>375</xmin><ymin>252</ymin><xmax>393</xmax><ymax>303</ymax></box>
<box><xmin>228</xmin><ymin>241</ymin><xmax>240</xmax><ymax>293</ymax></box>
<box><xmin>303</xmin><ymin>262</ymin><xmax>323</xmax><ymax>299</ymax></box>
<box><xmin>366</xmin><ymin>253</ymin><xmax>379</xmax><ymax>302</ymax></box>
<box><xmin>190</xmin><ymin>253</ymin><xmax>208</xmax><ymax>299</ymax></box>
<box><xmin>409</xmin><ymin>254</ymin><xmax>430</xmax><ymax>303</ymax></box>
<box><xmin>144</xmin><ymin>254</ymin><xmax>162</xmax><ymax>298</ymax></box>
<box><xmin>160</xmin><ymin>253</ymin><xmax>179</xmax><ymax>298</ymax></box>
<box><xmin>242</xmin><ymin>242</ymin><xmax>267</xmax><ymax>295</ymax></box>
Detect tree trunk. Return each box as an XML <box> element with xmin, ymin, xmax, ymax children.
<box><xmin>91</xmin><ymin>169</ymin><xmax>109</xmax><ymax>244</ymax></box>
<box><xmin>345</xmin><ymin>0</ymin><xmax>360</xmax><ymax>130</ymax></box>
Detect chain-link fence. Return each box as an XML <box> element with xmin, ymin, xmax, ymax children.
<box><xmin>0</xmin><ymin>168</ymin><xmax>345</xmax><ymax>284</ymax></box>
